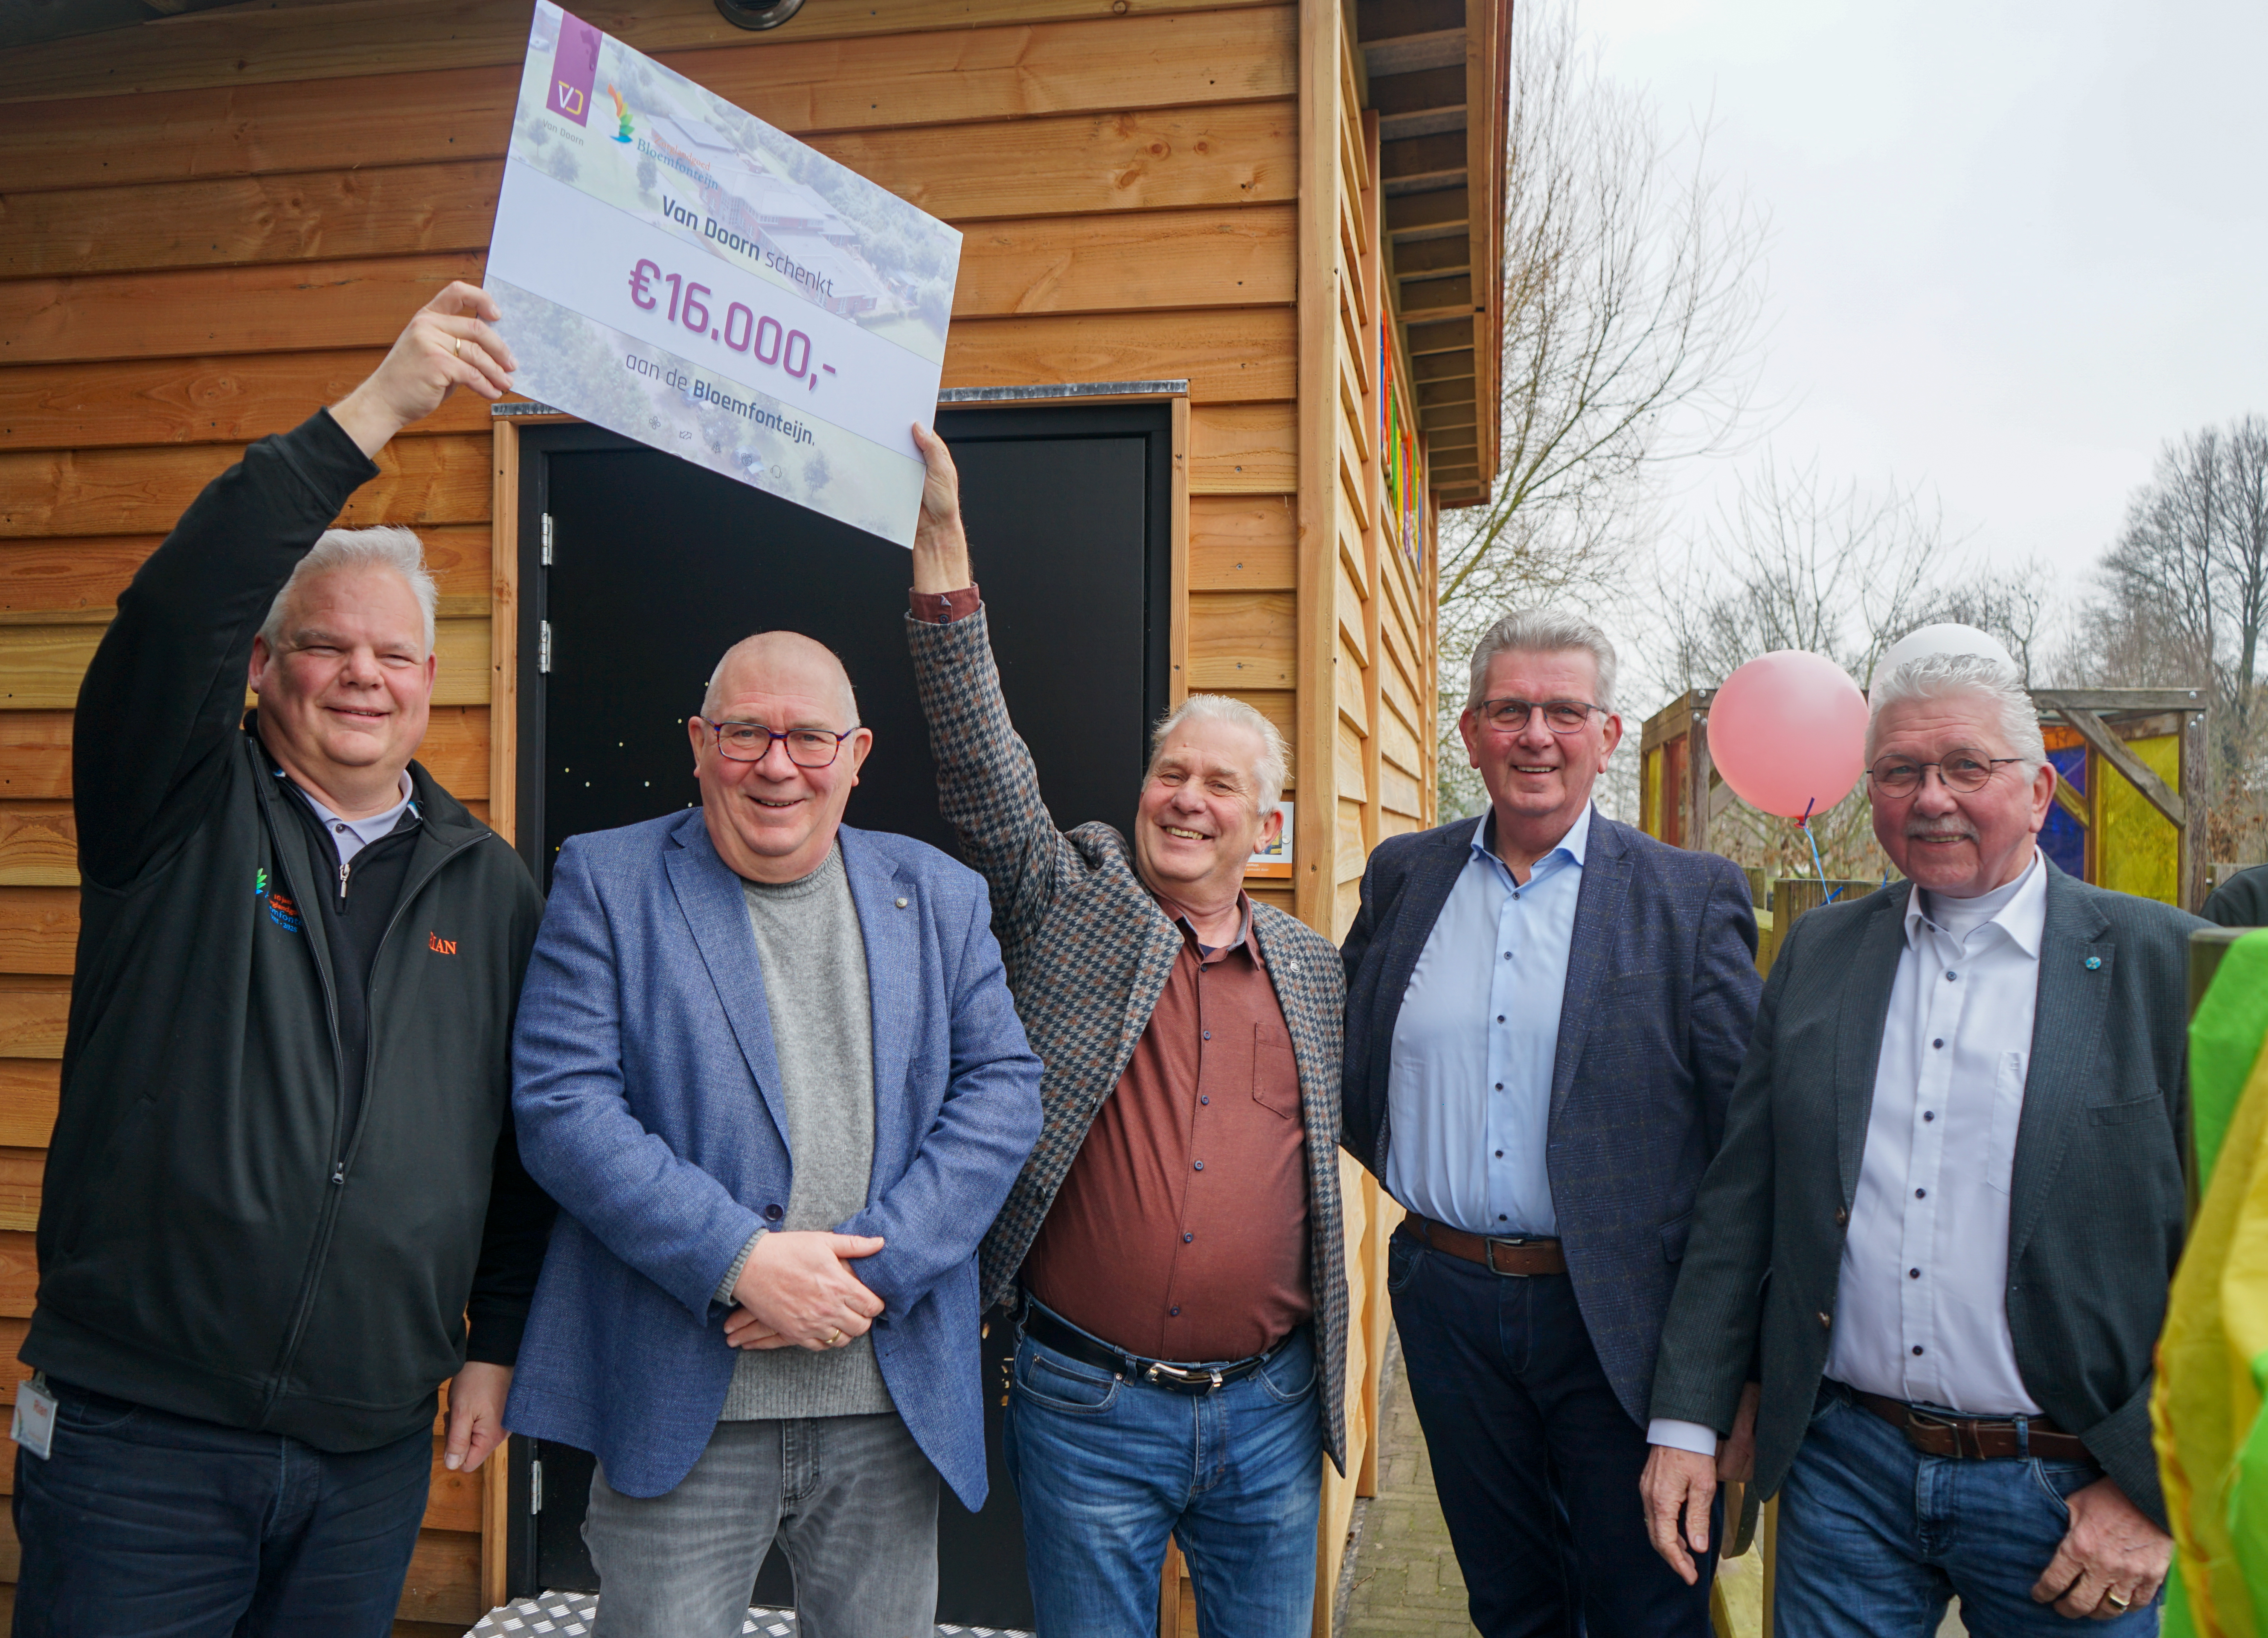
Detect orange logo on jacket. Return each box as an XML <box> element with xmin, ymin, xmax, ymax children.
<box><xmin>428</xmin><ymin>932</ymin><xmax>459</xmax><ymax>955</ymax></box>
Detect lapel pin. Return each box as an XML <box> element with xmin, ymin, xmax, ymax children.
<box><xmin>894</xmin><ymin>896</ymin><xmax>909</xmax><ymax>909</ymax></box>
<box><xmin>2085</xmin><ymin>956</ymin><xmax>2102</xmax><ymax>970</ymax></box>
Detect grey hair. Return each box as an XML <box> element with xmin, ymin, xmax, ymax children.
<box><xmin>701</xmin><ymin>635</ymin><xmax>861</xmax><ymax>727</ymax></box>
<box><xmin>1865</xmin><ymin>652</ymin><xmax>2047</xmax><ymax>765</ymax></box>
<box><xmin>1463</xmin><ymin>608</ymin><xmax>1619</xmax><ymax>716</ymax></box>
<box><xmin>259</xmin><ymin>527</ymin><xmax>438</xmax><ymax>657</ymax></box>
<box><xmin>1149</xmin><ymin>694</ymin><xmax>1288</xmax><ymax>812</ymax></box>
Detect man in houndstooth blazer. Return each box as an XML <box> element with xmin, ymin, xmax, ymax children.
<box><xmin>901</xmin><ymin>428</ymin><xmax>1349</xmax><ymax>1638</ymax></box>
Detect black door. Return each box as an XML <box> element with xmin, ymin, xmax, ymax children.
<box><xmin>502</xmin><ymin>402</ymin><xmax>1172</xmax><ymax>1625</ymax></box>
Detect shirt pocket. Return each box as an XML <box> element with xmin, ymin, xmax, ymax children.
<box><xmin>1986</xmin><ymin>1049</ymin><xmax>2026</xmax><ymax>1196</ymax></box>
<box><xmin>1254</xmin><ymin>1023</ymin><xmax>1302</xmax><ymax>1120</ymax></box>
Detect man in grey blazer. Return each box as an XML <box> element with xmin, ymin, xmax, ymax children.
<box><xmin>1643</xmin><ymin>649</ymin><xmax>2202</xmax><ymax>1634</ymax></box>
<box><xmin>1341</xmin><ymin>609</ymin><xmax>1762</xmax><ymax>1637</ymax></box>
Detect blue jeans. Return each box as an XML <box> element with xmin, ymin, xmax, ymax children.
<box><xmin>1002</xmin><ymin>1306</ymin><xmax>1323</xmax><ymax>1638</ymax></box>
<box><xmin>1774</xmin><ymin>1387</ymin><xmax>2160</xmax><ymax>1637</ymax></box>
<box><xmin>1387</xmin><ymin>1231</ymin><xmax>1716</xmax><ymax>1638</ymax></box>
<box><xmin>12</xmin><ymin>1379</ymin><xmax>433</xmax><ymax>1638</ymax></box>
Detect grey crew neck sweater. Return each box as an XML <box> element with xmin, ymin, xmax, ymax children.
<box><xmin>715</xmin><ymin>844</ymin><xmax>895</xmax><ymax>1420</ymax></box>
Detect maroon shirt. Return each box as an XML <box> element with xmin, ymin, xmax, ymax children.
<box><xmin>1020</xmin><ymin>903</ymin><xmax>1312</xmax><ymax>1361</ymax></box>
<box><xmin>912</xmin><ymin>587</ymin><xmax>1311</xmax><ymax>1361</ymax></box>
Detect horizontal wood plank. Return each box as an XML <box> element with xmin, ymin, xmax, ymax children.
<box><xmin>0</xmin><ymin>715</ymin><xmax>71</xmax><ymax>800</ymax></box>
<box><xmin>811</xmin><ymin>100</ymin><xmax>1293</xmax><ymax>221</ymax></box>
<box><xmin>956</xmin><ymin>205</ymin><xmax>1293</xmax><ymax>317</ymax></box>
<box><xmin>0</xmin><ymin>526</ymin><xmax>490</xmax><ymax>606</ymax></box>
<box><xmin>0</xmin><ymin>8</ymin><xmax>1292</xmax><ymax>193</ymax></box>
<box><xmin>0</xmin><ymin>0</ymin><xmax>1285</xmax><ymax>106</ymax></box>
<box><xmin>1189</xmin><ymin>495</ymin><xmax>1296</xmax><ymax>589</ymax></box>
<box><xmin>0</xmin><ymin>352</ymin><xmax>492</xmax><ymax>454</ymax></box>
<box><xmin>0</xmin><ymin>253</ymin><xmax>486</xmax><ymax>369</ymax></box>
<box><xmin>0</xmin><ymin>161</ymin><xmax>502</xmax><ymax>280</ymax></box>
<box><xmin>1186</xmin><ymin>591</ymin><xmax>1293</xmax><ymax>688</ymax></box>
<box><xmin>0</xmin><ymin>805</ymin><xmax>73</xmax><ymax>888</ymax></box>
<box><xmin>944</xmin><ymin>308</ymin><xmax>1293</xmax><ymax>403</ymax></box>
<box><xmin>0</xmin><ymin>993</ymin><xmax>68</xmax><ymax>1071</ymax></box>
<box><xmin>0</xmin><ymin>889</ymin><xmax>77</xmax><ymax>977</ymax></box>
<box><xmin>0</xmin><ymin>435</ymin><xmax>491</xmax><ymax>538</ymax></box>
<box><xmin>1187</xmin><ymin>403</ymin><xmax>1294</xmax><ymax>493</ymax></box>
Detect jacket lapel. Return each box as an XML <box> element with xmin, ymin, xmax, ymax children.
<box><xmin>663</xmin><ymin>810</ymin><xmax>791</xmax><ymax>1147</ymax></box>
<box><xmin>1375</xmin><ymin>816</ymin><xmax>1482</xmax><ymax>1036</ymax></box>
<box><xmin>838</xmin><ymin>826</ymin><xmax>916</xmax><ymax>1204</ymax></box>
<box><xmin>2008</xmin><ymin>864</ymin><xmax>2112</xmax><ymax>1268</ymax></box>
<box><xmin>1834</xmin><ymin>891</ymin><xmax>1909</xmax><ymax>1206</ymax></box>
<box><xmin>1550</xmin><ymin>811</ymin><xmax>1631</xmax><ymax>1124</ymax></box>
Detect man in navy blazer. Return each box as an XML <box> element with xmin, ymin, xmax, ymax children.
<box><xmin>506</xmin><ymin>631</ymin><xmax>1042</xmax><ymax>1638</ymax></box>
<box><xmin>1340</xmin><ymin>609</ymin><xmax>1761</xmax><ymax>1638</ymax></box>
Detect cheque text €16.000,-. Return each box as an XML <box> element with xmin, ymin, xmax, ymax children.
<box><xmin>628</xmin><ymin>259</ymin><xmax>836</xmax><ymax>396</ymax></box>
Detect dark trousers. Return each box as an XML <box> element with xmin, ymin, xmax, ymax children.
<box><xmin>1388</xmin><ymin>1232</ymin><xmax>1717</xmax><ymax>1638</ymax></box>
<box><xmin>12</xmin><ymin>1380</ymin><xmax>433</xmax><ymax>1638</ymax></box>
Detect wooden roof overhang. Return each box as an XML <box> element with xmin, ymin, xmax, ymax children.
<box><xmin>1357</xmin><ymin>0</ymin><xmax>1510</xmax><ymax>510</ymax></box>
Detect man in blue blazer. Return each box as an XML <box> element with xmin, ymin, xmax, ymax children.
<box><xmin>1340</xmin><ymin>609</ymin><xmax>1761</xmax><ymax>1638</ymax></box>
<box><xmin>506</xmin><ymin>631</ymin><xmax>1043</xmax><ymax>1638</ymax></box>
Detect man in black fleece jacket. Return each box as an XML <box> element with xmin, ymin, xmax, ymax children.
<box><xmin>14</xmin><ymin>284</ymin><xmax>552</xmax><ymax>1637</ymax></box>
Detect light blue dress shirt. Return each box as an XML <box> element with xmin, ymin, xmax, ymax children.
<box><xmin>1382</xmin><ymin>803</ymin><xmax>1591</xmax><ymax>1237</ymax></box>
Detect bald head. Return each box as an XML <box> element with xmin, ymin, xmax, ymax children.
<box><xmin>702</xmin><ymin>631</ymin><xmax>859</xmax><ymax>728</ymax></box>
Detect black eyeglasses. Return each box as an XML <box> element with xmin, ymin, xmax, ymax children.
<box><xmin>698</xmin><ymin>718</ymin><xmax>857</xmax><ymax>768</ymax></box>
<box><xmin>1867</xmin><ymin>753</ymin><xmax>2026</xmax><ymax>796</ymax></box>
<box><xmin>1474</xmin><ymin>697</ymin><xmax>1606</xmax><ymax>735</ymax></box>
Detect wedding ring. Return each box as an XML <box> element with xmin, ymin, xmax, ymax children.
<box><xmin>454</xmin><ymin>336</ymin><xmax>463</xmax><ymax>358</ymax></box>
<box><xmin>827</xmin><ymin>1329</ymin><xmax>845</xmax><ymax>1347</ymax></box>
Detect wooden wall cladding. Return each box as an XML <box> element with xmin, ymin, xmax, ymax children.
<box><xmin>0</xmin><ymin>0</ymin><xmax>1333</xmax><ymax>1622</ymax></box>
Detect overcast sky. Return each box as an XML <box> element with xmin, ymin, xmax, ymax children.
<box><xmin>1579</xmin><ymin>0</ymin><xmax>2268</xmax><ymax>584</ymax></box>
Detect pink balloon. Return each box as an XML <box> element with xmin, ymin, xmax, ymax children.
<box><xmin>1707</xmin><ymin>651</ymin><xmax>1869</xmax><ymax>820</ymax></box>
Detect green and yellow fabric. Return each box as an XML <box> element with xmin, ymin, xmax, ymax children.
<box><xmin>2156</xmin><ymin>931</ymin><xmax>2268</xmax><ymax>1638</ymax></box>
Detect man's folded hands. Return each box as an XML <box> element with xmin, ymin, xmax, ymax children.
<box><xmin>723</xmin><ymin>1230</ymin><xmax>885</xmax><ymax>1352</ymax></box>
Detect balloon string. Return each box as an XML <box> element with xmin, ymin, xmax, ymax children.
<box><xmin>1796</xmin><ymin>797</ymin><xmax>1840</xmax><ymax>902</ymax></box>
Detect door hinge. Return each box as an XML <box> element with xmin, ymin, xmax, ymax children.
<box><xmin>540</xmin><ymin>512</ymin><xmax>554</xmax><ymax>566</ymax></box>
<box><xmin>530</xmin><ymin>1457</ymin><xmax>544</xmax><ymax>1514</ymax></box>
<box><xmin>538</xmin><ymin>620</ymin><xmax>553</xmax><ymax>673</ymax></box>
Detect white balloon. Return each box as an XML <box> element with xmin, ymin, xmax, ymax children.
<box><xmin>1867</xmin><ymin>623</ymin><xmax>2020</xmax><ymax>700</ymax></box>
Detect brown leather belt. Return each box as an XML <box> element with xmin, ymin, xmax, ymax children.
<box><xmin>1844</xmin><ymin>1384</ymin><xmax>2093</xmax><ymax>1463</ymax></box>
<box><xmin>1396</xmin><ymin>1213</ymin><xmax>1567</xmax><ymax>1277</ymax></box>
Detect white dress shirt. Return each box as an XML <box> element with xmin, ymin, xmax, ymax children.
<box><xmin>1646</xmin><ymin>849</ymin><xmax>2047</xmax><ymax>1457</ymax></box>
<box><xmin>1383</xmin><ymin>804</ymin><xmax>1590</xmax><ymax>1237</ymax></box>
<box><xmin>1825</xmin><ymin>848</ymin><xmax>2045</xmax><ymax>1413</ymax></box>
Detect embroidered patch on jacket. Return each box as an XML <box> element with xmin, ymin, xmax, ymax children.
<box><xmin>266</xmin><ymin>890</ymin><xmax>301</xmax><ymax>933</ymax></box>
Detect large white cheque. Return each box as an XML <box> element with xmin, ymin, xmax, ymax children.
<box><xmin>487</xmin><ymin>2</ymin><xmax>961</xmax><ymax>546</ymax></box>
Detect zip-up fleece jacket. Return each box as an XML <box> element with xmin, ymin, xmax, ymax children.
<box><xmin>23</xmin><ymin>410</ymin><xmax>555</xmax><ymax>1453</ymax></box>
